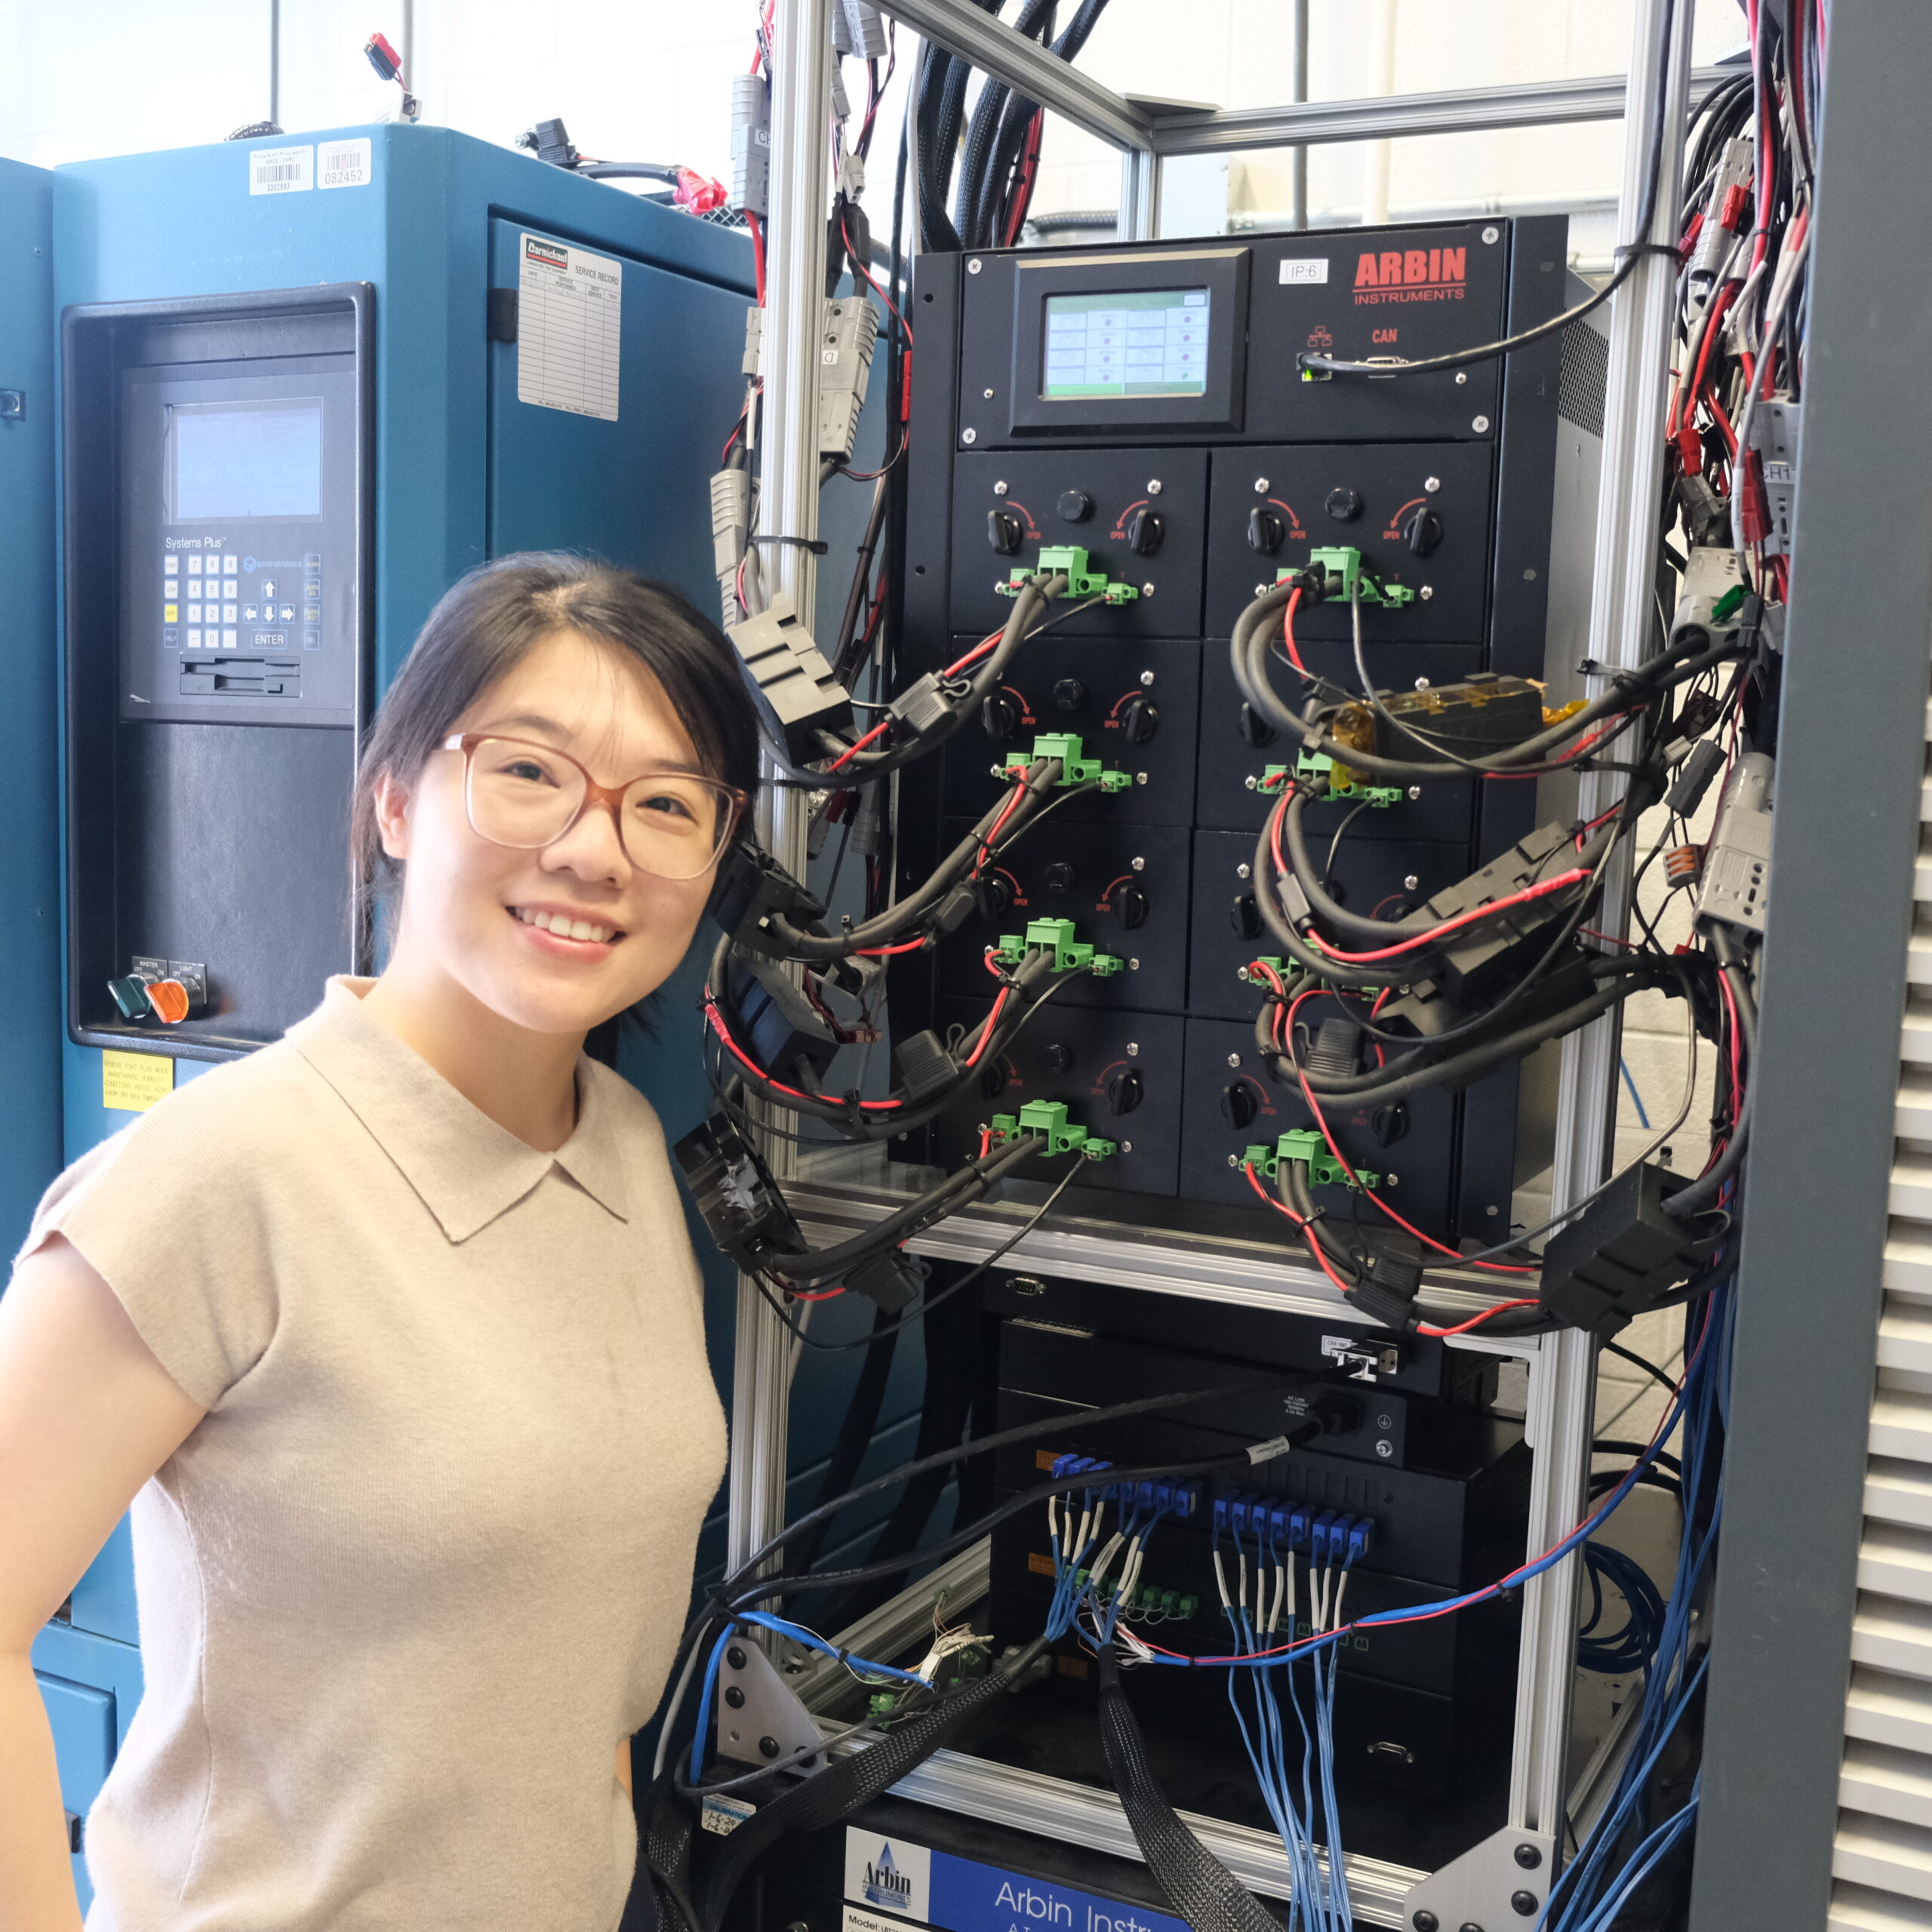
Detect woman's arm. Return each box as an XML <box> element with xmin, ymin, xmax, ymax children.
<box><xmin>0</xmin><ymin>1235</ymin><xmax>205</xmax><ymax>1932</ymax></box>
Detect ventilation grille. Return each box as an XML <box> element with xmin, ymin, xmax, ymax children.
<box><xmin>1558</xmin><ymin>318</ymin><xmax>1609</xmax><ymax>438</ymax></box>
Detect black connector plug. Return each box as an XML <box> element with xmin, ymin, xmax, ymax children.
<box><xmin>1537</xmin><ymin>1161</ymin><xmax>1697</xmax><ymax>1340</ymax></box>
<box><xmin>841</xmin><ymin>1247</ymin><xmax>928</xmax><ymax>1312</ymax></box>
<box><xmin>893</xmin><ymin>1029</ymin><xmax>959</xmax><ymax>1106</ymax></box>
<box><xmin>1344</xmin><ymin>1251</ymin><xmax>1423</xmax><ymax>1332</ymax></box>
<box><xmin>672</xmin><ymin>1110</ymin><xmax>807</xmax><ymax>1273</ymax></box>
<box><xmin>730</xmin><ymin>958</ymin><xmax>839</xmax><ymax>1088</ymax></box>
<box><xmin>709</xmin><ymin>838</ymin><xmax>827</xmax><ymax>955</ymax></box>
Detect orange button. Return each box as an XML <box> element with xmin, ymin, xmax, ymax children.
<box><xmin>146</xmin><ymin>979</ymin><xmax>192</xmax><ymax>1024</ymax></box>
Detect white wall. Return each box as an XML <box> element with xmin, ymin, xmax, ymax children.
<box><xmin>2</xmin><ymin>0</ymin><xmax>1742</xmax><ymax>245</ymax></box>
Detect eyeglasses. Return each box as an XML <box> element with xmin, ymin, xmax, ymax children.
<box><xmin>442</xmin><ymin>734</ymin><xmax>746</xmax><ymax>881</ymax></box>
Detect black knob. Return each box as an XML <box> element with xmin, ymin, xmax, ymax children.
<box><xmin>1247</xmin><ymin>506</ymin><xmax>1285</xmax><ymax>555</ymax></box>
<box><xmin>1041</xmin><ymin>1042</ymin><xmax>1075</xmax><ymax>1076</ymax></box>
<box><xmin>1105</xmin><ymin>1069</ymin><xmax>1144</xmax><ymax>1116</ymax></box>
<box><xmin>1402</xmin><ymin>506</ymin><xmax>1444</xmax><ymax>556</ymax></box>
<box><xmin>1232</xmin><ymin>893</ymin><xmax>1264</xmax><ymax>941</ymax></box>
<box><xmin>1118</xmin><ymin>694</ymin><xmax>1160</xmax><ymax>746</ymax></box>
<box><xmin>1057</xmin><ymin>489</ymin><xmax>1093</xmax><ymax>523</ymax></box>
<box><xmin>987</xmin><ymin>507</ymin><xmax>1025</xmax><ymax>555</ymax></box>
<box><xmin>976</xmin><ymin>873</ymin><xmax>1015</xmax><ymax>921</ymax></box>
<box><xmin>1220</xmin><ymin>1081</ymin><xmax>1259</xmax><ymax>1130</ymax></box>
<box><xmin>1372</xmin><ymin>1100</ymin><xmax>1410</xmax><ymax>1147</ymax></box>
<box><xmin>1238</xmin><ymin>703</ymin><xmax>1277</xmax><ymax>748</ymax></box>
<box><xmin>1041</xmin><ymin>861</ymin><xmax>1077</xmax><ymax>895</ymax></box>
<box><xmin>980</xmin><ymin>691</ymin><xmax>1023</xmax><ymax>739</ymax></box>
<box><xmin>1125</xmin><ymin>507</ymin><xmax>1164</xmax><ymax>556</ymax></box>
<box><xmin>980</xmin><ymin>1061</ymin><xmax>1010</xmax><ymax>1100</ymax></box>
<box><xmin>1051</xmin><ymin>677</ymin><xmax>1087</xmax><ymax>712</ymax></box>
<box><xmin>1324</xmin><ymin>486</ymin><xmax>1364</xmax><ymax>522</ymax></box>
<box><xmin>1108</xmin><ymin>880</ymin><xmax>1149</xmax><ymax>929</ymax></box>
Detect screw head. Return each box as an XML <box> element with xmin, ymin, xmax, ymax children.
<box><xmin>1228</xmin><ymin>1154</ymin><xmax>1239</xmax><ymax>1168</ymax></box>
<box><xmin>1423</xmin><ymin>475</ymin><xmax>1441</xmax><ymax>493</ymax></box>
<box><xmin>1420</xmin><ymin>584</ymin><xmax>1434</xmax><ymax>600</ymax></box>
<box><xmin>1254</xmin><ymin>477</ymin><xmax>1270</xmax><ymax>494</ymax></box>
<box><xmin>1404</xmin><ymin>872</ymin><xmax>1419</xmax><ymax>890</ymax></box>
<box><xmin>1481</xmin><ymin>224</ymin><xmax>1500</xmax><ymax>244</ymax></box>
<box><xmin>1148</xmin><ymin>478</ymin><xmax>1163</xmax><ymax>495</ymax></box>
<box><xmin>1455</xmin><ymin>371</ymin><xmax>1469</xmax><ymax>385</ymax></box>
<box><xmin>1244</xmin><ymin>774</ymin><xmax>1259</xmax><ymax>790</ymax></box>
<box><xmin>758</xmin><ymin>1735</ymin><xmax>781</xmax><ymax>1759</ymax></box>
<box><xmin>1254</xmin><ymin>582</ymin><xmax>1269</xmax><ymax>597</ymax></box>
<box><xmin>1236</xmin><ymin>862</ymin><xmax>1252</xmax><ymax>880</ymax></box>
<box><xmin>994</xmin><ymin>480</ymin><xmax>1009</xmax><ymax>496</ymax></box>
<box><xmin>1386</xmin><ymin>1172</ymin><xmax>1399</xmax><ymax>1186</ymax></box>
<box><xmin>1460</xmin><ymin>1923</ymin><xmax>1484</xmax><ymax>1932</ymax></box>
<box><xmin>983</xmin><ymin>386</ymin><xmax>995</xmax><ymax>398</ymax></box>
<box><xmin>968</xmin><ymin>257</ymin><xmax>983</xmax><ymax>273</ymax></box>
<box><xmin>724</xmin><ymin>1685</ymin><xmax>746</xmax><ymax>1709</ymax></box>
<box><xmin>1126</xmin><ymin>1041</ymin><xmax>1140</xmax><ymax>1057</ymax></box>
<box><xmin>1487</xmin><ymin>1204</ymin><xmax>1500</xmax><ymax>1216</ymax></box>
<box><xmin>726</xmin><ymin>1646</ymin><xmax>748</xmax><ymax>1669</ymax></box>
<box><xmin>1141</xmin><ymin>581</ymin><xmax>1155</xmax><ymax>596</ymax></box>
<box><xmin>1414</xmin><ymin>677</ymin><xmax>1431</xmax><ymax>691</ymax></box>
<box><xmin>962</xmin><ymin>428</ymin><xmax>978</xmax><ymax>445</ymax></box>
<box><xmin>1513</xmin><ymin>1845</ymin><xmax>1543</xmax><ymax>1871</ymax></box>
<box><xmin>1135</xmin><ymin>771</ymin><xmax>1148</xmax><ymax>784</ymax></box>
<box><xmin>1524</xmin><ymin>567</ymin><xmax>1538</xmax><ymax>581</ymax></box>
<box><xmin>1407</xmin><ymin>786</ymin><xmax>1422</xmax><ymax>801</ymax></box>
<box><xmin>1472</xmin><ymin>415</ymin><xmax>1491</xmax><ymax>433</ymax></box>
<box><xmin>1139</xmin><ymin>669</ymin><xmax>1155</xmax><ymax>688</ymax></box>
<box><xmin>1121</xmin><ymin>1140</ymin><xmax>1134</xmax><ymax>1153</ymax></box>
<box><xmin>1413</xmin><ymin>1916</ymin><xmax>1440</xmax><ymax>1932</ymax></box>
<box><xmin>1511</xmin><ymin>1892</ymin><xmax>1539</xmax><ymax>1917</ymax></box>
<box><xmin>1227</xmin><ymin>1052</ymin><xmax>1242</xmax><ymax>1069</ymax></box>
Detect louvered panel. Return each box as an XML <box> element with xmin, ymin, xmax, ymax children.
<box><xmin>1873</xmin><ymin>1389</ymin><xmax>1932</xmax><ymax>1464</ymax></box>
<box><xmin>1903</xmin><ymin>1074</ymin><xmax>1932</xmax><ymax>1142</ymax></box>
<box><xmin>1885</xmin><ymin>1316</ymin><xmax>1932</xmax><ymax>1380</ymax></box>
<box><xmin>1886</xmin><ymin>1230</ymin><xmax>1932</xmax><ymax>1301</ymax></box>
<box><xmin>1894</xmin><ymin>1158</ymin><xmax>1932</xmax><ymax>1222</ymax></box>
<box><xmin>1836</xmin><ymin>1814</ymin><xmax>1932</xmax><ymax>1905</ymax></box>
<box><xmin>1907</xmin><ymin>931</ymin><xmax>1932</xmax><ymax>991</ymax></box>
<box><xmin>1868</xmin><ymin>1466</ymin><xmax>1932</xmax><ymax>1537</ymax></box>
<box><xmin>1846</xmin><ymin>1669</ymin><xmax>1932</xmax><ymax>1755</ymax></box>
<box><xmin>1863</xmin><ymin>1529</ymin><xmax>1932</xmax><ymax>1608</ymax></box>
<box><xmin>1854</xmin><ymin>1598</ymin><xmax>1932</xmax><ymax>1682</ymax></box>
<box><xmin>1906</xmin><ymin>1008</ymin><xmax>1932</xmax><ymax>1067</ymax></box>
<box><xmin>1844</xmin><ymin>1742</ymin><xmax>1932</xmax><ymax>1832</ymax></box>
<box><xmin>1832</xmin><ymin>1878</ymin><xmax>1932</xmax><ymax>1929</ymax></box>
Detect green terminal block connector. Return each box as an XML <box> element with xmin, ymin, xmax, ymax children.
<box><xmin>1288</xmin><ymin>749</ymin><xmax>1402</xmax><ymax>808</ymax></box>
<box><xmin>989</xmin><ymin>1100</ymin><xmax>1118</xmax><ymax>1161</ymax></box>
<box><xmin>998</xmin><ymin>545</ymin><xmax>1141</xmax><ymax>605</ymax></box>
<box><xmin>1001</xmin><ymin>732</ymin><xmax>1132</xmax><ymax>792</ymax></box>
<box><xmin>1284</xmin><ymin>549</ymin><xmax>1417</xmax><ymax>610</ymax></box>
<box><xmin>991</xmin><ymin>917</ymin><xmax>1124</xmax><ymax>978</ymax></box>
<box><xmin>1238</xmin><ymin>955</ymin><xmax>1289</xmax><ymax>986</ymax></box>
<box><xmin>1245</xmin><ymin>1129</ymin><xmax>1377</xmax><ymax>1192</ymax></box>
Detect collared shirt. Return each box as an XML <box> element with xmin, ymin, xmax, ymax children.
<box><xmin>25</xmin><ymin>978</ymin><xmax>726</xmax><ymax>1932</ymax></box>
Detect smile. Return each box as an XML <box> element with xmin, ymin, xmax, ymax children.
<box><xmin>510</xmin><ymin>905</ymin><xmax>625</xmax><ymax>946</ymax></box>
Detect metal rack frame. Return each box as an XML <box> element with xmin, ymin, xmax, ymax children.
<box><xmin>728</xmin><ymin>1</ymin><xmax>1699</xmax><ymax>1917</ymax></box>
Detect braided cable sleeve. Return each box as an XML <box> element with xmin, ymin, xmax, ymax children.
<box><xmin>1094</xmin><ymin>1647</ymin><xmax>1287</xmax><ymax>1932</ymax></box>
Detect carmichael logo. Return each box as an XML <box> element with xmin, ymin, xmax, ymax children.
<box><xmin>863</xmin><ymin>1844</ymin><xmax>915</xmax><ymax>1910</ymax></box>
<box><xmin>1354</xmin><ymin>246</ymin><xmax>1466</xmax><ymax>305</ymax></box>
<box><xmin>523</xmin><ymin>237</ymin><xmax>570</xmax><ymax>269</ymax></box>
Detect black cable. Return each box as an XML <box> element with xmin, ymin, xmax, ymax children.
<box><xmin>785</xmin><ymin>1302</ymin><xmax>901</xmax><ymax>1577</ymax></box>
<box><xmin>1601</xmin><ymin>1340</ymin><xmax>1680</xmax><ymax>1398</ymax></box>
<box><xmin>1299</xmin><ymin>0</ymin><xmax>1677</xmax><ymax>379</ymax></box>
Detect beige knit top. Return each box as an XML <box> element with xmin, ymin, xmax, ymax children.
<box><xmin>24</xmin><ymin>977</ymin><xmax>728</xmax><ymax>1930</ymax></box>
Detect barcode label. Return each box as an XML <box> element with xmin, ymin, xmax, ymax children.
<box><xmin>318</xmin><ymin>137</ymin><xmax>373</xmax><ymax>190</ymax></box>
<box><xmin>249</xmin><ymin>145</ymin><xmax>314</xmax><ymax>195</ymax></box>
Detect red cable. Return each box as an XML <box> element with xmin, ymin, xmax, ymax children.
<box><xmin>963</xmin><ymin>987</ymin><xmax>1011</xmax><ymax>1069</ymax></box>
<box><xmin>705</xmin><ymin>1001</ymin><xmax>903</xmax><ymax>1111</ymax></box>
<box><xmin>1280</xmin><ymin>586</ymin><xmax>1307</xmax><ymax>676</ymax></box>
<box><xmin>788</xmin><ymin>1285</ymin><xmax>848</xmax><ymax>1302</ymax></box>
<box><xmin>1418</xmin><ymin>1299</ymin><xmax>1541</xmax><ymax>1338</ymax></box>
<box><xmin>942</xmin><ymin>625</ymin><xmax>1006</xmax><ymax>678</ymax></box>
<box><xmin>855</xmin><ymin>937</ymin><xmax>930</xmax><ymax>957</ymax></box>
<box><xmin>1303</xmin><ymin>869</ymin><xmax>1589</xmax><ymax>964</ymax></box>
<box><xmin>826</xmin><ymin>718</ymin><xmax>891</xmax><ymax>772</ymax></box>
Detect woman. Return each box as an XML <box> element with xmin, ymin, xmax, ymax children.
<box><xmin>0</xmin><ymin>555</ymin><xmax>759</xmax><ymax>1931</ymax></box>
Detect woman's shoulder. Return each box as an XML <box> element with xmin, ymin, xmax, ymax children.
<box><xmin>580</xmin><ymin>1054</ymin><xmax>669</xmax><ymax>1151</ymax></box>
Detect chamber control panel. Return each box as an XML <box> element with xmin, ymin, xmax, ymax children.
<box><xmin>122</xmin><ymin>362</ymin><xmax>358</xmax><ymax>727</ymax></box>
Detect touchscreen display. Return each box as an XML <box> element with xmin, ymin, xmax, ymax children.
<box><xmin>1041</xmin><ymin>288</ymin><xmax>1211</xmax><ymax>398</ymax></box>
<box><xmin>171</xmin><ymin>399</ymin><xmax>323</xmax><ymax>519</ymax></box>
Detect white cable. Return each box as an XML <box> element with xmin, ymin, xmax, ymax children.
<box><xmin>1213</xmin><ymin>1547</ymin><xmax>1234</xmax><ymax>1614</ymax></box>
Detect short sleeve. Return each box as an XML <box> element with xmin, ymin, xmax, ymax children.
<box><xmin>16</xmin><ymin>1069</ymin><xmax>281</xmax><ymax>1410</ymax></box>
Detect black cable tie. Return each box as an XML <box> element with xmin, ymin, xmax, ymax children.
<box><xmin>747</xmin><ymin>534</ymin><xmax>831</xmax><ymax>555</ymax></box>
<box><xmin>1611</xmin><ymin>240</ymin><xmax>1684</xmax><ymax>263</ymax></box>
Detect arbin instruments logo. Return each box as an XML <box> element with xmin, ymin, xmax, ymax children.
<box><xmin>863</xmin><ymin>1845</ymin><xmax>916</xmax><ymax>1912</ymax></box>
<box><xmin>1353</xmin><ymin>246</ymin><xmax>1466</xmax><ymax>305</ymax></box>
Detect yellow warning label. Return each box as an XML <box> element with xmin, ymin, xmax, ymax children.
<box><xmin>102</xmin><ymin>1051</ymin><xmax>174</xmax><ymax>1113</ymax></box>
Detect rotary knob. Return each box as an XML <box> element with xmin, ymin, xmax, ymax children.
<box><xmin>1105</xmin><ymin>1069</ymin><xmax>1144</xmax><ymax>1117</ymax></box>
<box><xmin>1232</xmin><ymin>893</ymin><xmax>1265</xmax><ymax>940</ymax></box>
<box><xmin>980</xmin><ymin>691</ymin><xmax>1023</xmax><ymax>739</ymax></box>
<box><xmin>1117</xmin><ymin>694</ymin><xmax>1160</xmax><ymax>746</ymax></box>
<box><xmin>1220</xmin><ymin>1081</ymin><xmax>1259</xmax><ymax>1130</ymax></box>
<box><xmin>1238</xmin><ymin>703</ymin><xmax>1278</xmax><ymax>748</ymax></box>
<box><xmin>987</xmin><ymin>507</ymin><xmax>1025</xmax><ymax>555</ymax></box>
<box><xmin>1107</xmin><ymin>880</ymin><xmax>1149</xmax><ymax>929</ymax></box>
<box><xmin>1247</xmin><ymin>506</ymin><xmax>1285</xmax><ymax>554</ymax></box>
<box><xmin>1125</xmin><ymin>508</ymin><xmax>1164</xmax><ymax>556</ymax></box>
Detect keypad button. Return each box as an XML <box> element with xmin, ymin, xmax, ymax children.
<box><xmin>302</xmin><ymin>629</ymin><xmax>321</xmax><ymax>650</ymax></box>
<box><xmin>185</xmin><ymin>604</ymin><xmax>200</xmax><ymax>623</ymax></box>
<box><xmin>278</xmin><ymin>604</ymin><xmax>295</xmax><ymax>623</ymax></box>
<box><xmin>261</xmin><ymin>579</ymin><xmax>276</xmax><ymax>598</ymax></box>
<box><xmin>162</xmin><ymin>627</ymin><xmax>179</xmax><ymax>648</ymax></box>
<box><xmin>303</xmin><ymin>605</ymin><xmax>320</xmax><ymax>623</ymax></box>
<box><xmin>164</xmin><ymin>555</ymin><xmax>180</xmax><ymax>576</ymax></box>
<box><xmin>163</xmin><ymin>603</ymin><xmax>178</xmax><ymax>623</ymax></box>
<box><xmin>303</xmin><ymin>552</ymin><xmax>321</xmax><ymax>568</ymax></box>
<box><xmin>223</xmin><ymin>604</ymin><xmax>238</xmax><ymax>623</ymax></box>
<box><xmin>222</xmin><ymin>555</ymin><xmax>238</xmax><ymax>575</ymax></box>
<box><xmin>303</xmin><ymin>580</ymin><xmax>320</xmax><ymax>598</ymax></box>
<box><xmin>242</xmin><ymin>605</ymin><xmax>260</xmax><ymax>622</ymax></box>
<box><xmin>186</xmin><ymin>628</ymin><xmax>202</xmax><ymax>648</ymax></box>
<box><xmin>223</xmin><ymin>628</ymin><xmax>238</xmax><ymax>648</ymax></box>
<box><xmin>187</xmin><ymin>555</ymin><xmax>203</xmax><ymax>574</ymax></box>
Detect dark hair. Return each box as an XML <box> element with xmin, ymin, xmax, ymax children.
<box><xmin>352</xmin><ymin>552</ymin><xmax>761</xmax><ymax>1054</ymax></box>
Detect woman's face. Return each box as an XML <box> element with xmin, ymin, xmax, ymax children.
<box><xmin>374</xmin><ymin>628</ymin><xmax>731</xmax><ymax>1038</ymax></box>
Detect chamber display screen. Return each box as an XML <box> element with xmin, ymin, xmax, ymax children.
<box><xmin>171</xmin><ymin>400</ymin><xmax>323</xmax><ymax>519</ymax></box>
<box><xmin>1041</xmin><ymin>288</ymin><xmax>1211</xmax><ymax>398</ymax></box>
